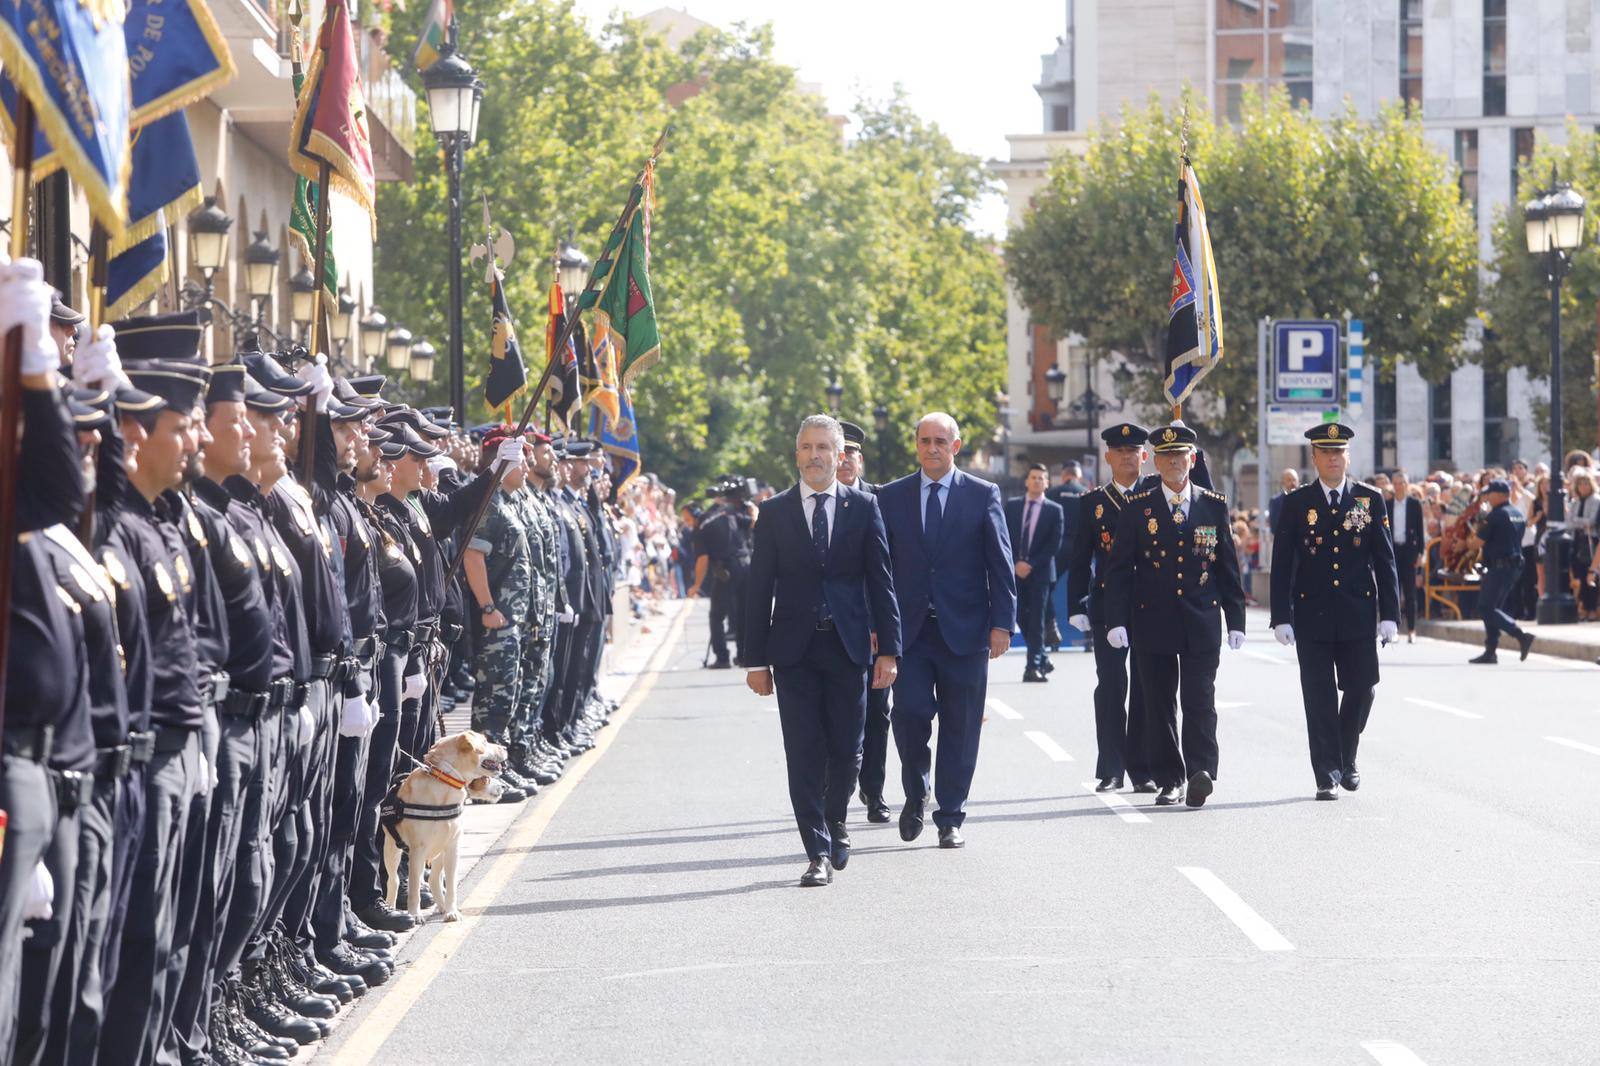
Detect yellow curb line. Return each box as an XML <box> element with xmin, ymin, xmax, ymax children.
<box><xmin>325</xmin><ymin>600</ymin><xmax>692</xmax><ymax>1064</ymax></box>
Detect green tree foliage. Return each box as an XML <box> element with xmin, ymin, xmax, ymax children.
<box><xmin>375</xmin><ymin>2</ymin><xmax>1003</xmax><ymax>494</ymax></box>
<box><xmin>1480</xmin><ymin>126</ymin><xmax>1600</xmax><ymax>456</ymax></box>
<box><xmin>1006</xmin><ymin>88</ymin><xmax>1479</xmax><ymax>459</ymax></box>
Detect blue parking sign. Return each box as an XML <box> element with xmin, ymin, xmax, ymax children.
<box><xmin>1273</xmin><ymin>320</ymin><xmax>1341</xmax><ymax>404</ymax></box>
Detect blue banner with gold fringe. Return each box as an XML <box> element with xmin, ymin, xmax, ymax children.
<box><xmin>123</xmin><ymin>0</ymin><xmax>234</xmax><ymax>126</ymax></box>
<box><xmin>105</xmin><ymin>214</ymin><xmax>168</xmax><ymax>320</ymax></box>
<box><xmin>590</xmin><ymin>386</ymin><xmax>641</xmax><ymax>492</ymax></box>
<box><xmin>117</xmin><ymin>110</ymin><xmax>201</xmax><ymax>253</ymax></box>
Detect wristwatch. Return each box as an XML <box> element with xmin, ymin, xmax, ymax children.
<box><xmin>480</xmin><ymin>602</ymin><xmax>498</xmax><ymax>615</ymax></box>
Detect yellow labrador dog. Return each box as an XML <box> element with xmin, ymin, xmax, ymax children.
<box><xmin>381</xmin><ymin>731</ymin><xmax>507</xmax><ymax>923</ymax></box>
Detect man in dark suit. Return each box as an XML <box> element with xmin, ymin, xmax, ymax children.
<box><xmin>1103</xmin><ymin>424</ymin><xmax>1246</xmax><ymax>808</ymax></box>
<box><xmin>837</xmin><ymin>420</ymin><xmax>894</xmax><ymax>824</ymax></box>
<box><xmin>877</xmin><ymin>412</ymin><xmax>1016</xmax><ymax>848</ymax></box>
<box><xmin>1271</xmin><ymin>423</ymin><xmax>1401</xmax><ymax>798</ymax></box>
<box><xmin>1005</xmin><ymin>463</ymin><xmax>1063</xmax><ymax>681</ymax></box>
<box><xmin>1067</xmin><ymin>423</ymin><xmax>1156</xmax><ymax>793</ymax></box>
<box><xmin>745</xmin><ymin>415</ymin><xmax>902</xmax><ymax>887</ymax></box>
<box><xmin>1386</xmin><ymin>470</ymin><xmax>1424</xmax><ymax>640</ymax></box>
<box><xmin>1042</xmin><ymin>461</ymin><xmax>1086</xmax><ymax>648</ymax></box>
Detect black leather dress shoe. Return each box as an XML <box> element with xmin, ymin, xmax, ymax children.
<box><xmin>1154</xmin><ymin>786</ymin><xmax>1183</xmax><ymax>806</ymax></box>
<box><xmin>1131</xmin><ymin>781</ymin><xmax>1158</xmax><ymax>794</ymax></box>
<box><xmin>800</xmin><ymin>857</ymin><xmax>832</xmax><ymax>887</ymax></box>
<box><xmin>864</xmin><ymin>795</ymin><xmax>890</xmax><ymax>823</ymax></box>
<box><xmin>1185</xmin><ymin>771</ymin><xmax>1213</xmax><ymax>808</ymax></box>
<box><xmin>346</xmin><ymin>917</ymin><xmax>395</xmax><ymax>952</ymax></box>
<box><xmin>354</xmin><ymin>900</ymin><xmax>416</xmax><ymax>933</ymax></box>
<box><xmin>1021</xmin><ymin>670</ymin><xmax>1048</xmax><ymax>683</ymax></box>
<box><xmin>1039</xmin><ymin>658</ymin><xmax>1055</xmax><ymax>675</ymax></box>
<box><xmin>1095</xmin><ymin>776</ymin><xmax>1123</xmax><ymax>793</ymax></box>
<box><xmin>1468</xmin><ymin>650</ymin><xmax>1498</xmax><ymax>664</ymax></box>
<box><xmin>707</xmin><ymin>659</ymin><xmax>732</xmax><ymax>670</ymax></box>
<box><xmin>829</xmin><ymin>823</ymin><xmax>851</xmax><ymax>870</ymax></box>
<box><xmin>1341</xmin><ymin>766</ymin><xmax>1361</xmax><ymax>791</ymax></box>
<box><xmin>1518</xmin><ymin>632</ymin><xmax>1535</xmax><ymax>661</ymax></box>
<box><xmin>898</xmin><ymin>801</ymin><xmax>925</xmax><ymax>842</ymax></box>
<box><xmin>317</xmin><ymin>943</ymin><xmax>390</xmax><ymax>987</ymax></box>
<box><xmin>938</xmin><ymin>826</ymin><xmax>964</xmax><ymax>849</ymax></box>
<box><xmin>1315</xmin><ymin>785</ymin><xmax>1339</xmax><ymax>800</ymax></box>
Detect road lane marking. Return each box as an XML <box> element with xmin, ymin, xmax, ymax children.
<box><xmin>1215</xmin><ymin>701</ymin><xmax>1252</xmax><ymax>709</ymax></box>
<box><xmin>1243</xmin><ymin>649</ymin><xmax>1291</xmax><ymax>665</ymax></box>
<box><xmin>1024</xmin><ymin>731</ymin><xmax>1073</xmax><ymax>762</ymax></box>
<box><xmin>1546</xmin><ymin>735</ymin><xmax>1600</xmax><ymax>757</ymax></box>
<box><xmin>1080</xmin><ymin>781</ymin><xmax>1150</xmax><ymax>823</ymax></box>
<box><xmin>326</xmin><ymin>601</ymin><xmax>691</xmax><ymax>1065</ymax></box>
<box><xmin>1361</xmin><ymin>1040</ymin><xmax>1429</xmax><ymax>1066</ymax></box>
<box><xmin>1404</xmin><ymin>697</ymin><xmax>1482</xmax><ymax>720</ymax></box>
<box><xmin>986</xmin><ymin>698</ymin><xmax>1022</xmax><ymax>720</ymax></box>
<box><xmin>1177</xmin><ymin>866</ymin><xmax>1294</xmax><ymax>952</ymax></box>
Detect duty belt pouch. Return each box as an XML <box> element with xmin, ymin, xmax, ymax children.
<box><xmin>442</xmin><ymin>622</ymin><xmax>464</xmax><ymax>643</ymax></box>
<box><xmin>127</xmin><ymin>731</ymin><xmax>156</xmax><ymax>764</ymax></box>
<box><xmin>54</xmin><ymin>770</ymin><xmax>92</xmax><ymax>812</ymax></box>
<box><xmin>712</xmin><ymin>564</ymin><xmax>731</xmax><ymax>582</ymax></box>
<box><xmin>96</xmin><ymin>745</ymin><xmax>131</xmax><ymax>779</ymax></box>
<box><xmin>6</xmin><ymin>724</ymin><xmax>54</xmax><ymax>763</ymax></box>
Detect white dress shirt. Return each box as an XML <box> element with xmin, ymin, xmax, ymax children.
<box><xmin>1163</xmin><ymin>480</ymin><xmax>1193</xmax><ymax>516</ymax></box>
<box><xmin>801</xmin><ymin>480</ymin><xmax>838</xmax><ymax>546</ymax></box>
<box><xmin>1317</xmin><ymin>477</ymin><xmax>1349</xmax><ymax>508</ymax></box>
<box><xmin>919</xmin><ymin>468</ymin><xmax>956</xmax><ymax>532</ymax></box>
<box><xmin>1392</xmin><ymin>494</ymin><xmax>1409</xmax><ymax>545</ymax></box>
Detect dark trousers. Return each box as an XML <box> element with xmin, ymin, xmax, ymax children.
<box><xmin>891</xmin><ymin>620</ymin><xmax>988</xmax><ymax>830</ymax></box>
<box><xmin>350</xmin><ymin>650</ymin><xmax>405</xmax><ymax>910</ymax></box>
<box><xmin>1396</xmin><ymin>546</ymin><xmax>1419</xmax><ymax>630</ymax></box>
<box><xmin>708</xmin><ymin>571</ymin><xmax>745</xmax><ymax>664</ymax></box>
<box><xmin>15</xmin><ymin>780</ymin><xmax>78</xmax><ymax>1066</ymax></box>
<box><xmin>247</xmin><ymin>695</ymin><xmax>313</xmax><ymax>965</ymax></box>
<box><xmin>220</xmin><ymin>714</ymin><xmax>276</xmax><ymax>972</ymax></box>
<box><xmin>101</xmin><ymin>729</ymin><xmax>200</xmax><ymax>1066</ymax></box>
<box><xmin>542</xmin><ymin>621</ymin><xmax>577</xmax><ymax>742</ymax></box>
<box><xmin>1091</xmin><ymin>623</ymin><xmax>1149</xmax><ymax>783</ymax></box>
<box><xmin>0</xmin><ymin>757</ymin><xmax>54</xmax><ymax>1063</ymax></box>
<box><xmin>312</xmin><ymin>724</ymin><xmax>371</xmax><ymax>952</ymax></box>
<box><xmin>1134</xmin><ymin>648</ymin><xmax>1220</xmax><ymax>788</ymax></box>
<box><xmin>154</xmin><ymin>762</ymin><xmax>209</xmax><ymax>1066</ymax></box>
<box><xmin>773</xmin><ymin>627</ymin><xmax>868</xmax><ymax>859</ymax></box>
<box><xmin>1017</xmin><ymin>576</ymin><xmax>1048</xmax><ymax>670</ymax></box>
<box><xmin>55</xmin><ymin>779</ymin><xmax>115</xmax><ymax>1066</ymax></box>
<box><xmin>283</xmin><ymin>680</ymin><xmax>336</xmax><ymax>951</ymax></box>
<box><xmin>100</xmin><ymin>764</ymin><xmax>144</xmax><ymax>992</ymax></box>
<box><xmin>1480</xmin><ymin>563</ymin><xmax>1528</xmax><ymax>650</ymax></box>
<box><xmin>857</xmin><ymin>681</ymin><xmax>891</xmax><ymax>803</ymax></box>
<box><xmin>1295</xmin><ymin>638</ymin><xmax>1377</xmax><ymax>788</ymax></box>
<box><xmin>1516</xmin><ymin>546</ymin><xmax>1540</xmax><ymax>619</ymax></box>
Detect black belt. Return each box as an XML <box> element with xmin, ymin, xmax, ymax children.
<box><xmin>385</xmin><ymin>629</ymin><xmax>414</xmax><ymax>654</ymax></box>
<box><xmin>441</xmin><ymin>622</ymin><xmax>463</xmax><ymax>643</ymax></box>
<box><xmin>127</xmin><ymin>730</ymin><xmax>156</xmax><ymax>764</ymax></box>
<box><xmin>292</xmin><ymin>682</ymin><xmax>310</xmax><ymax>708</ymax></box>
<box><xmin>221</xmin><ymin>687</ymin><xmax>270</xmax><ymax>720</ymax></box>
<box><xmin>1486</xmin><ymin>557</ymin><xmax>1520</xmax><ymax>570</ymax></box>
<box><xmin>3</xmin><ymin>724</ymin><xmax>54</xmax><ymax>763</ymax></box>
<box><xmin>52</xmin><ymin>769</ymin><xmax>94</xmax><ymax>811</ymax></box>
<box><xmin>266</xmin><ymin>676</ymin><xmax>297</xmax><ymax>710</ymax></box>
<box><xmin>310</xmin><ymin>653</ymin><xmax>340</xmax><ymax>680</ymax></box>
<box><xmin>94</xmin><ymin>744</ymin><xmax>131</xmax><ymax>780</ymax></box>
<box><xmin>815</xmin><ymin>618</ymin><xmax>835</xmax><ymax>632</ymax></box>
<box><xmin>352</xmin><ymin>636</ymin><xmax>379</xmax><ymax>659</ymax></box>
<box><xmin>153</xmin><ymin>725</ymin><xmax>196</xmax><ymax>754</ymax></box>
<box><xmin>415</xmin><ymin>621</ymin><xmax>439</xmax><ymax>644</ymax></box>
<box><xmin>197</xmin><ymin>671</ymin><xmax>230</xmax><ymax>710</ymax></box>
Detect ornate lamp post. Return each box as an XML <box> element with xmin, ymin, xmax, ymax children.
<box><xmin>385</xmin><ymin>325</ymin><xmax>414</xmax><ymax>373</ymax></box>
<box><xmin>288</xmin><ymin>266</ymin><xmax>317</xmax><ymax>345</ymax></box>
<box><xmin>358</xmin><ymin>306</ymin><xmax>388</xmax><ymax>373</ymax></box>
<box><xmin>409</xmin><ymin>338</ymin><xmax>437</xmax><ymax>384</ymax></box>
<box><xmin>826</xmin><ymin>376</ymin><xmax>843</xmax><ymax>415</ymax></box>
<box><xmin>180</xmin><ymin>200</ymin><xmax>285</xmax><ymax>348</ymax></box>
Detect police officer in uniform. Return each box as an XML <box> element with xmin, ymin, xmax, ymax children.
<box><xmin>691</xmin><ymin>479</ymin><xmax>752</xmax><ymax>668</ymax></box>
<box><xmin>1467</xmin><ymin>479</ymin><xmax>1536</xmax><ymax>664</ymax></box>
<box><xmin>1103</xmin><ymin>424</ymin><xmax>1246</xmax><ymax>808</ymax></box>
<box><xmin>1270</xmin><ymin>423</ymin><xmax>1401</xmax><ymax>799</ymax></box>
<box><xmin>837</xmin><ymin>421</ymin><xmax>892</xmax><ymax>822</ymax></box>
<box><xmin>1067</xmin><ymin>423</ymin><xmax>1157</xmax><ymax>793</ymax></box>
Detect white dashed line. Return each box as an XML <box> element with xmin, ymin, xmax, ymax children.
<box><xmin>1215</xmin><ymin>701</ymin><xmax>1252</xmax><ymax>709</ymax></box>
<box><xmin>1546</xmin><ymin>736</ymin><xmax>1600</xmax><ymax>757</ymax></box>
<box><xmin>1403</xmin><ymin>697</ymin><xmax>1482</xmax><ymax>720</ymax></box>
<box><xmin>1023</xmin><ymin>731</ymin><xmax>1073</xmax><ymax>762</ymax></box>
<box><xmin>1242</xmin><ymin>649</ymin><xmax>1291</xmax><ymax>665</ymax></box>
<box><xmin>1177</xmin><ymin>866</ymin><xmax>1294</xmax><ymax>952</ymax></box>
<box><xmin>1080</xmin><ymin>781</ymin><xmax>1150</xmax><ymax>823</ymax></box>
<box><xmin>986</xmin><ymin>698</ymin><xmax>1023</xmax><ymax>720</ymax></box>
<box><xmin>1361</xmin><ymin>1040</ymin><xmax>1429</xmax><ymax>1066</ymax></box>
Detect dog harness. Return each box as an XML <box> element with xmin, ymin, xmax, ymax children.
<box><xmin>378</xmin><ymin>760</ymin><xmax>468</xmax><ymax>852</ymax></box>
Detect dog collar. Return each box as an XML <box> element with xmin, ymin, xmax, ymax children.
<box><xmin>424</xmin><ymin>760</ymin><xmax>468</xmax><ymax>790</ymax></box>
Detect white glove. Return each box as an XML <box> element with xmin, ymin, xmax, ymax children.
<box><xmin>1106</xmin><ymin>626</ymin><xmax>1128</xmax><ymax>649</ymax></box>
<box><xmin>339</xmin><ymin>692</ymin><xmax>372</xmax><ymax>737</ymax></box>
<box><xmin>1274</xmin><ymin>624</ymin><xmax>1295</xmax><ymax>646</ymax></box>
<box><xmin>495</xmin><ymin>438</ymin><xmax>525</xmax><ymax>467</ymax></box>
<box><xmin>73</xmin><ymin>324</ymin><xmax>129</xmax><ymax>390</ymax></box>
<box><xmin>0</xmin><ymin>258</ymin><xmax>61</xmax><ymax>376</ymax></box>
<box><xmin>24</xmin><ymin>860</ymin><xmax>53</xmax><ymax>921</ymax></box>
<box><xmin>401</xmin><ymin>670</ymin><xmax>425</xmax><ymax>701</ymax></box>
<box><xmin>365</xmin><ymin>691</ymin><xmax>382</xmax><ymax>730</ymax></box>
<box><xmin>294</xmin><ymin>354</ymin><xmax>334</xmax><ymax>412</ymax></box>
<box><xmin>1068</xmin><ymin>614</ymin><xmax>1091</xmax><ymax>633</ymax></box>
<box><xmin>1227</xmin><ymin>630</ymin><xmax>1245</xmax><ymax>651</ymax></box>
<box><xmin>1378</xmin><ymin>620</ymin><xmax>1398</xmax><ymax>645</ymax></box>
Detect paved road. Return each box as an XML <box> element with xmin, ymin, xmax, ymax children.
<box><xmin>321</xmin><ymin>603</ymin><xmax>1600</xmax><ymax>1065</ymax></box>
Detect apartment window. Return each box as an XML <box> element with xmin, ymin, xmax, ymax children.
<box><xmin>1511</xmin><ymin>127</ymin><xmax>1535</xmax><ymax>197</ymax></box>
<box><xmin>1483</xmin><ymin>0</ymin><xmax>1507</xmax><ymax>117</ymax></box>
<box><xmin>1455</xmin><ymin>130</ymin><xmax>1479</xmax><ymax>219</ymax></box>
<box><xmin>1049</xmin><ymin>105</ymin><xmax>1072</xmax><ymax>132</ymax></box>
<box><xmin>1214</xmin><ymin>0</ymin><xmax>1314</xmax><ymax>121</ymax></box>
<box><xmin>1483</xmin><ymin>369</ymin><xmax>1518</xmax><ymax>468</ymax></box>
<box><xmin>1429</xmin><ymin>378</ymin><xmax>1453</xmax><ymax>467</ymax></box>
<box><xmin>1375</xmin><ymin>375</ymin><xmax>1398</xmax><ymax>472</ymax></box>
<box><xmin>1399</xmin><ymin>0</ymin><xmax>1423</xmax><ymax>111</ymax></box>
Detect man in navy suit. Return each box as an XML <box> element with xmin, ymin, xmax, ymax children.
<box><xmin>877</xmin><ymin>413</ymin><xmax>1016</xmax><ymax>848</ymax></box>
<box><xmin>837</xmin><ymin>420</ymin><xmax>895</xmax><ymax>824</ymax></box>
<box><xmin>1005</xmin><ymin>463</ymin><xmax>1063</xmax><ymax>681</ymax></box>
<box><xmin>745</xmin><ymin>415</ymin><xmax>902</xmax><ymax>887</ymax></box>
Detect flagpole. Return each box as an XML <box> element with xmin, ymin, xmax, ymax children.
<box><xmin>79</xmin><ymin>224</ymin><xmax>110</xmax><ymax>548</ymax></box>
<box><xmin>0</xmin><ymin>92</ymin><xmax>40</xmax><ymax>741</ymax></box>
<box><xmin>1172</xmin><ymin>115</ymin><xmax>1190</xmax><ymax>425</ymax></box>
<box><xmin>301</xmin><ymin>160</ymin><xmax>333</xmax><ymax>481</ymax></box>
<box><xmin>444</xmin><ymin>133</ymin><xmax>667</xmax><ymax>586</ymax></box>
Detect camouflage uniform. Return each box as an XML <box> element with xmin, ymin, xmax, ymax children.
<box><xmin>468</xmin><ymin>491</ymin><xmax>533</xmax><ymax>739</ymax></box>
<box><xmin>509</xmin><ymin>485</ymin><xmax>559</xmax><ymax>751</ymax></box>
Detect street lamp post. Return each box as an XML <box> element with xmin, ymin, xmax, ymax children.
<box><xmin>409</xmin><ymin>338</ymin><xmax>437</xmax><ymax>384</ymax></box>
<box><xmin>386</xmin><ymin>325</ymin><xmax>414</xmax><ymax>373</ymax></box>
<box><xmin>423</xmin><ymin>45</ymin><xmax>484</xmax><ymax>425</ymax></box>
<box><xmin>1524</xmin><ymin>166</ymin><xmax>1585</xmax><ymax>625</ymax></box>
<box><xmin>993</xmin><ymin>389</ymin><xmax>1012</xmax><ymax>481</ymax></box>
<box><xmin>180</xmin><ymin>199</ymin><xmax>285</xmax><ymax>348</ymax></box>
<box><xmin>328</xmin><ymin>289</ymin><xmax>357</xmax><ymax>367</ymax></box>
<box><xmin>826</xmin><ymin>376</ymin><xmax>843</xmax><ymax>415</ymax></box>
<box><xmin>288</xmin><ymin>266</ymin><xmax>317</xmax><ymax>346</ymax></box>
<box><xmin>358</xmin><ymin>307</ymin><xmax>389</xmax><ymax>373</ymax></box>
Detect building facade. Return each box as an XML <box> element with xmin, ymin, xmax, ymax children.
<box><xmin>997</xmin><ymin>0</ymin><xmax>1593</xmax><ymax>488</ymax></box>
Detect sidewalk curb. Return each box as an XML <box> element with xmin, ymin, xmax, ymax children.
<box><xmin>1417</xmin><ymin>619</ymin><xmax>1599</xmax><ymax>664</ymax></box>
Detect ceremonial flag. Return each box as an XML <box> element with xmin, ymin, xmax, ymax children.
<box><xmin>545</xmin><ymin>283</ymin><xmax>582</xmax><ymax>431</ymax></box>
<box><xmin>592</xmin><ymin>387</ymin><xmax>640</xmax><ymax>492</ymax></box>
<box><xmin>579</xmin><ymin>163</ymin><xmax>661</xmax><ymax>386</ymax></box>
<box><xmin>1163</xmin><ymin>158</ymin><xmax>1224</xmax><ymax>408</ymax></box>
<box><xmin>122</xmin><ymin>0</ymin><xmax>233</xmax><ymax>127</ymax></box>
<box><xmin>413</xmin><ymin>0</ymin><xmax>453</xmax><ymax>73</ymax></box>
<box><xmin>484</xmin><ymin>269</ymin><xmax>526</xmax><ymax>410</ymax></box>
<box><xmin>290</xmin><ymin>60</ymin><xmax>338</xmax><ymax>297</ymax></box>
<box><xmin>288</xmin><ymin>0</ymin><xmax>376</xmax><ymax>224</ymax></box>
<box><xmin>117</xmin><ymin>111</ymin><xmax>201</xmax><ymax>253</ymax></box>
<box><xmin>0</xmin><ymin>0</ymin><xmax>132</xmax><ymax>234</ymax></box>
<box><xmin>580</xmin><ymin>309</ymin><xmax>622</xmax><ymax>428</ymax></box>
<box><xmin>105</xmin><ymin>216</ymin><xmax>168</xmax><ymax>320</ymax></box>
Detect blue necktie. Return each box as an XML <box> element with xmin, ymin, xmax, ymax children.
<box><xmin>925</xmin><ymin>481</ymin><xmax>944</xmax><ymax>546</ymax></box>
<box><xmin>811</xmin><ymin>493</ymin><xmax>831</xmax><ymax>622</ymax></box>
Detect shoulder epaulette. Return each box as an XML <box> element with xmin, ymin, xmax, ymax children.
<box><xmin>1199</xmin><ymin>487</ymin><xmax>1226</xmax><ymax>502</ymax></box>
<box><xmin>1126</xmin><ymin>488</ymin><xmax>1155</xmax><ymax>501</ymax></box>
<box><xmin>1351</xmin><ymin>480</ymin><xmax>1379</xmax><ymax>495</ymax></box>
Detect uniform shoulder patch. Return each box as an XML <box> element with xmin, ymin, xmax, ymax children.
<box><xmin>1126</xmin><ymin>488</ymin><xmax>1154</xmax><ymax>501</ymax></box>
<box><xmin>1199</xmin><ymin>487</ymin><xmax>1227</xmax><ymax>502</ymax></box>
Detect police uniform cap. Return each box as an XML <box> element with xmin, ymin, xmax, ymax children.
<box><xmin>124</xmin><ymin>361</ymin><xmax>208</xmax><ymax>413</ymax></box>
<box><xmin>109</xmin><ymin>310</ymin><xmax>205</xmax><ymax>364</ymax></box>
<box><xmin>839</xmin><ymin>420</ymin><xmax>866</xmax><ymax>448</ymax></box>
<box><xmin>1304</xmin><ymin>422</ymin><xmax>1354</xmax><ymax>449</ymax></box>
<box><xmin>242</xmin><ymin>374</ymin><xmax>294</xmax><ymax>414</ymax></box>
<box><xmin>378</xmin><ymin>407</ymin><xmax>449</xmax><ymax>440</ymax></box>
<box><xmin>327</xmin><ymin>398</ymin><xmax>368</xmax><ymax>422</ymax></box>
<box><xmin>525</xmin><ymin>429</ymin><xmax>553</xmax><ymax>445</ymax></box>
<box><xmin>1485</xmin><ymin>478</ymin><xmax>1512</xmax><ymax>495</ymax></box>
<box><xmin>376</xmin><ymin>439</ymin><xmax>409</xmax><ymax>460</ymax></box>
<box><xmin>205</xmin><ymin>362</ymin><xmax>249</xmax><ymax>405</ymax></box>
<box><xmin>68</xmin><ymin>387</ymin><xmax>112</xmax><ymax>430</ymax></box>
<box><xmin>347</xmin><ymin>374</ymin><xmax>386</xmax><ymax>399</ymax></box>
<box><xmin>366</xmin><ymin>426</ymin><xmax>395</xmax><ymax>445</ymax></box>
<box><xmin>111</xmin><ymin>382</ymin><xmax>163</xmax><ymax>413</ymax></box>
<box><xmin>1101</xmin><ymin>422</ymin><xmax>1149</xmax><ymax>446</ymax></box>
<box><xmin>562</xmin><ymin>440</ymin><xmax>595</xmax><ymax>459</ymax></box>
<box><xmin>51</xmin><ymin>291</ymin><xmax>85</xmax><ymax>326</ymax></box>
<box><xmin>332</xmin><ymin>376</ymin><xmax>384</xmax><ymax>409</ymax></box>
<box><xmin>243</xmin><ymin>350</ymin><xmax>314</xmax><ymax>397</ymax></box>
<box><xmin>388</xmin><ymin>422</ymin><xmax>440</xmax><ymax>458</ymax></box>
<box><xmin>1149</xmin><ymin>423</ymin><xmax>1198</xmax><ymax>453</ymax></box>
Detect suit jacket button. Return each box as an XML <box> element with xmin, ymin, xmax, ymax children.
<box><xmin>1333</xmin><ymin>563</ymin><xmax>1340</xmax><ymax>570</ymax></box>
<box><xmin>1177</xmin><ymin>589</ymin><xmax>1184</xmax><ymax>596</ymax></box>
<box><xmin>1333</xmin><ymin>579</ymin><xmax>1340</xmax><ymax>587</ymax></box>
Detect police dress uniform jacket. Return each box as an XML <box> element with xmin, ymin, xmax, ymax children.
<box><xmin>189</xmin><ymin>484</ymin><xmax>277</xmax><ymax>694</ymax></box>
<box><xmin>16</xmin><ymin>383</ymin><xmax>85</xmax><ymax>533</ymax></box>
<box><xmin>112</xmin><ymin>487</ymin><xmax>206</xmax><ymax>731</ymax></box>
<box><xmin>1269</xmin><ymin>480</ymin><xmax>1400</xmax><ymax>641</ymax></box>
<box><xmin>1067</xmin><ymin>482</ymin><xmax>1142</xmax><ymax>625</ymax></box>
<box><xmin>1103</xmin><ymin>484</ymin><xmax>1246</xmax><ymax>655</ymax></box>
<box><xmin>744</xmin><ymin>483</ymin><xmax>902</xmax><ymax>669</ymax></box>
<box><xmin>268</xmin><ymin>478</ymin><xmax>348</xmax><ymax>659</ymax></box>
<box><xmin>220</xmin><ymin>476</ymin><xmax>308</xmax><ymax>684</ymax></box>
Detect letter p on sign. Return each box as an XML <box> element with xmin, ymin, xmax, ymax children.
<box><xmin>1286</xmin><ymin>330</ymin><xmax>1324</xmax><ymax>370</ymax></box>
